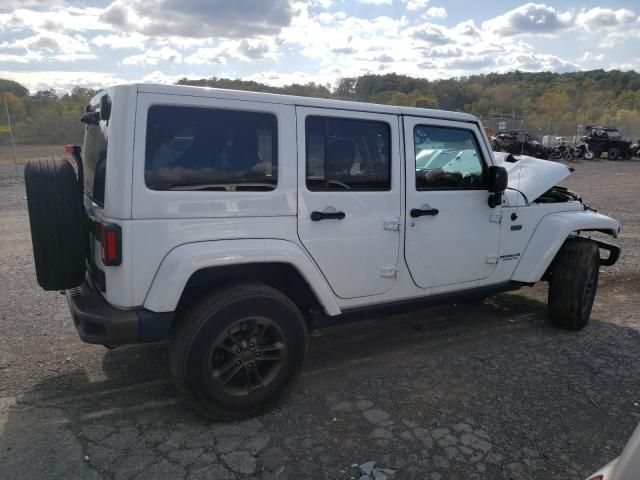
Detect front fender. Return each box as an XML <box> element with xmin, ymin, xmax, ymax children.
<box><xmin>511</xmin><ymin>211</ymin><xmax>620</xmax><ymax>283</ymax></box>
<box><xmin>143</xmin><ymin>239</ymin><xmax>341</xmax><ymax>316</ymax></box>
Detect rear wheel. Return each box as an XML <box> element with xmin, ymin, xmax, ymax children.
<box><xmin>170</xmin><ymin>283</ymin><xmax>307</xmax><ymax>420</ymax></box>
<box><xmin>548</xmin><ymin>238</ymin><xmax>599</xmax><ymax>330</ymax></box>
<box><xmin>608</xmin><ymin>148</ymin><xmax>620</xmax><ymax>160</ymax></box>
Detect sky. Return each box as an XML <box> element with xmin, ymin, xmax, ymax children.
<box><xmin>0</xmin><ymin>0</ymin><xmax>639</xmax><ymax>93</ymax></box>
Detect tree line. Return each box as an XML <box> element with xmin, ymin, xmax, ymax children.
<box><xmin>1</xmin><ymin>69</ymin><xmax>639</xmax><ymax>146</ymax></box>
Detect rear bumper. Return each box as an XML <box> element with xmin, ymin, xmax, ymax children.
<box><xmin>66</xmin><ymin>276</ymin><xmax>173</xmax><ymax>346</ymax></box>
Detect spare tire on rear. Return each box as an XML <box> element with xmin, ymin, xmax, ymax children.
<box><xmin>24</xmin><ymin>158</ymin><xmax>87</xmax><ymax>290</ymax></box>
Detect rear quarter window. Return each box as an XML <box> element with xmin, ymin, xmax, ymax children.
<box><xmin>82</xmin><ymin>120</ymin><xmax>108</xmax><ymax>206</ymax></box>
<box><xmin>145</xmin><ymin>105</ymin><xmax>278</xmax><ymax>191</ymax></box>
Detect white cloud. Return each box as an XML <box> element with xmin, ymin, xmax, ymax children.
<box><xmin>0</xmin><ymin>32</ymin><xmax>95</xmax><ymax>62</ymax></box>
<box><xmin>0</xmin><ymin>69</ymin><xmax>206</xmax><ymax>94</ymax></box>
<box><xmin>185</xmin><ymin>39</ymin><xmax>280</xmax><ymax>64</ymax></box>
<box><xmin>139</xmin><ymin>70</ymin><xmax>201</xmax><ymax>85</ymax></box>
<box><xmin>0</xmin><ymin>70</ymin><xmax>127</xmax><ymax>93</ymax></box>
<box><xmin>496</xmin><ymin>52</ymin><xmax>578</xmax><ymax>73</ymax></box>
<box><xmin>0</xmin><ymin>6</ymin><xmax>110</xmax><ymax>33</ymax></box>
<box><xmin>576</xmin><ymin>7</ymin><xmax>638</xmax><ymax>31</ymax></box>
<box><xmin>483</xmin><ymin>3</ymin><xmax>573</xmax><ymax>36</ymax></box>
<box><xmin>0</xmin><ymin>0</ymin><xmax>633</xmax><ymax>92</ymax></box>
<box><xmin>600</xmin><ymin>29</ymin><xmax>640</xmax><ymax>48</ymax></box>
<box><xmin>410</xmin><ymin>22</ymin><xmax>451</xmax><ymax>45</ymax></box>
<box><xmin>403</xmin><ymin>0</ymin><xmax>429</xmax><ymax>11</ymax></box>
<box><xmin>424</xmin><ymin>7</ymin><xmax>447</xmax><ymax>19</ymax></box>
<box><xmin>582</xmin><ymin>52</ymin><xmax>605</xmax><ymax>62</ymax></box>
<box><xmin>246</xmin><ymin>70</ymin><xmax>335</xmax><ymax>87</ymax></box>
<box><xmin>100</xmin><ymin>0</ymin><xmax>293</xmax><ymax>39</ymax></box>
<box><xmin>122</xmin><ymin>46</ymin><xmax>183</xmax><ymax>65</ymax></box>
<box><xmin>0</xmin><ymin>0</ymin><xmax>64</xmax><ymax>8</ymax></box>
<box><xmin>306</xmin><ymin>0</ymin><xmax>333</xmax><ymax>7</ymax></box>
<box><xmin>91</xmin><ymin>33</ymin><xmax>148</xmax><ymax>51</ymax></box>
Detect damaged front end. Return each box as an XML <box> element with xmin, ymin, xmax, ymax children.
<box><xmin>498</xmin><ymin>155</ymin><xmax>574</xmax><ymax>204</ymax></box>
<box><xmin>534</xmin><ymin>185</ymin><xmax>582</xmax><ymax>204</ymax></box>
<box><xmin>495</xmin><ymin>153</ymin><xmax>595</xmax><ymax>208</ymax></box>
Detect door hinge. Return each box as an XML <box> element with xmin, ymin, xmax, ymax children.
<box><xmin>384</xmin><ymin>219</ymin><xmax>401</xmax><ymax>231</ymax></box>
<box><xmin>381</xmin><ymin>265</ymin><xmax>397</xmax><ymax>277</ymax></box>
<box><xmin>486</xmin><ymin>254</ymin><xmax>498</xmax><ymax>264</ymax></box>
<box><xmin>489</xmin><ymin>212</ymin><xmax>502</xmax><ymax>224</ymax></box>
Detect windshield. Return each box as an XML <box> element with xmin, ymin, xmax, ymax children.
<box><xmin>606</xmin><ymin>129</ymin><xmax>621</xmax><ymax>138</ymax></box>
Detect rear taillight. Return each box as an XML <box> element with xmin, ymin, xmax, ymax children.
<box><xmin>587</xmin><ymin>476</ymin><xmax>604</xmax><ymax>480</ymax></box>
<box><xmin>64</xmin><ymin>144</ymin><xmax>81</xmax><ymax>155</ymax></box>
<box><xmin>98</xmin><ymin>222</ymin><xmax>122</xmax><ymax>266</ymax></box>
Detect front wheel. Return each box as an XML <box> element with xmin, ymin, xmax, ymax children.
<box><xmin>170</xmin><ymin>283</ymin><xmax>307</xmax><ymax>420</ymax></box>
<box><xmin>548</xmin><ymin>238</ymin><xmax>599</xmax><ymax>330</ymax></box>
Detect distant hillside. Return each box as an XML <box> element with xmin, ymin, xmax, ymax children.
<box><xmin>1</xmin><ymin>69</ymin><xmax>638</xmax><ymax>145</ymax></box>
<box><xmin>179</xmin><ymin>70</ymin><xmax>640</xmax><ymax>139</ymax></box>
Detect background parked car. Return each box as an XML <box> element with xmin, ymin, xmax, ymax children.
<box><xmin>582</xmin><ymin>126</ymin><xmax>633</xmax><ymax>160</ymax></box>
<box><xmin>491</xmin><ymin>130</ymin><xmax>546</xmax><ymax>158</ymax></box>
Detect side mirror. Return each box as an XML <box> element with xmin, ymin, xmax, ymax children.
<box><xmin>487</xmin><ymin>165</ymin><xmax>508</xmax><ymax>208</ymax></box>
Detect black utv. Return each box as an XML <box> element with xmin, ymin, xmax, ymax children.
<box><xmin>582</xmin><ymin>126</ymin><xmax>633</xmax><ymax>160</ymax></box>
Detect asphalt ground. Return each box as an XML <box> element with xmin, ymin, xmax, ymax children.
<box><xmin>0</xmin><ymin>158</ymin><xmax>639</xmax><ymax>480</ymax></box>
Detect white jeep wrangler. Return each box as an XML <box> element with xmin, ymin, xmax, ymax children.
<box><xmin>24</xmin><ymin>84</ymin><xmax>620</xmax><ymax>420</ymax></box>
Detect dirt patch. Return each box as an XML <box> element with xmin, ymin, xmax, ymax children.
<box><xmin>0</xmin><ymin>144</ymin><xmax>62</xmax><ymax>165</ymax></box>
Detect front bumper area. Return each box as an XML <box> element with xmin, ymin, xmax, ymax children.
<box><xmin>593</xmin><ymin>238</ymin><xmax>621</xmax><ymax>266</ymax></box>
<box><xmin>66</xmin><ymin>276</ymin><xmax>173</xmax><ymax>346</ymax></box>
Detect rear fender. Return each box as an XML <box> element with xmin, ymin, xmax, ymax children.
<box><xmin>143</xmin><ymin>239</ymin><xmax>341</xmax><ymax>316</ymax></box>
<box><xmin>511</xmin><ymin>211</ymin><xmax>620</xmax><ymax>283</ymax></box>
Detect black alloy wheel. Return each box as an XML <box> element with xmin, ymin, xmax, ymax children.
<box><xmin>208</xmin><ymin>316</ymin><xmax>287</xmax><ymax>396</ymax></box>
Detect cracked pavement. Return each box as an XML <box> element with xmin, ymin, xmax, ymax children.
<box><xmin>1</xmin><ymin>159</ymin><xmax>639</xmax><ymax>479</ymax></box>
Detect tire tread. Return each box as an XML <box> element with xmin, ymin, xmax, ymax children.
<box><xmin>24</xmin><ymin>157</ymin><xmax>87</xmax><ymax>290</ymax></box>
<box><xmin>548</xmin><ymin>238</ymin><xmax>599</xmax><ymax>330</ymax></box>
<box><xmin>169</xmin><ymin>283</ymin><xmax>307</xmax><ymax>421</ymax></box>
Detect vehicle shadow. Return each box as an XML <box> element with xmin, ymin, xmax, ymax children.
<box><xmin>0</xmin><ymin>290</ymin><xmax>573</xmax><ymax>412</ymax></box>
<box><xmin>1</xmin><ymin>288</ymin><xmax>638</xmax><ymax>478</ymax></box>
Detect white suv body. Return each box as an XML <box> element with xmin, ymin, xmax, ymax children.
<box><xmin>90</xmin><ymin>84</ymin><xmax>618</xmax><ymax>313</ymax></box>
<box><xmin>24</xmin><ymin>83</ymin><xmax>620</xmax><ymax>419</ymax></box>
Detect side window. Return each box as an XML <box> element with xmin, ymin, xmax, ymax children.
<box><xmin>414</xmin><ymin>125</ymin><xmax>485</xmax><ymax>190</ymax></box>
<box><xmin>305</xmin><ymin>116</ymin><xmax>391</xmax><ymax>191</ymax></box>
<box><xmin>145</xmin><ymin>105</ymin><xmax>277</xmax><ymax>191</ymax></box>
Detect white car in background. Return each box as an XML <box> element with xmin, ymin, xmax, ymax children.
<box><xmin>587</xmin><ymin>423</ymin><xmax>640</xmax><ymax>480</ymax></box>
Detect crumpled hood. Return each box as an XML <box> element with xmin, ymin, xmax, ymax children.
<box><xmin>500</xmin><ymin>155</ymin><xmax>572</xmax><ymax>202</ymax></box>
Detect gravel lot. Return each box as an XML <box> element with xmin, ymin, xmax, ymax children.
<box><xmin>0</xmin><ymin>158</ymin><xmax>639</xmax><ymax>480</ymax></box>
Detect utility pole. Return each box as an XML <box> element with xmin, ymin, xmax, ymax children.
<box><xmin>3</xmin><ymin>95</ymin><xmax>18</xmax><ymax>177</ymax></box>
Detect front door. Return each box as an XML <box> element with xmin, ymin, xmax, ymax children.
<box><xmin>296</xmin><ymin>107</ymin><xmax>401</xmax><ymax>299</ymax></box>
<box><xmin>403</xmin><ymin>117</ymin><xmax>501</xmax><ymax>290</ymax></box>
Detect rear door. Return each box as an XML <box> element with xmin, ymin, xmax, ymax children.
<box><xmin>403</xmin><ymin>117</ymin><xmax>501</xmax><ymax>290</ymax></box>
<box><xmin>296</xmin><ymin>107</ymin><xmax>402</xmax><ymax>299</ymax></box>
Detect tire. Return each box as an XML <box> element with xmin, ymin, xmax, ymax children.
<box><xmin>548</xmin><ymin>238</ymin><xmax>599</xmax><ymax>330</ymax></box>
<box><xmin>170</xmin><ymin>283</ymin><xmax>308</xmax><ymax>420</ymax></box>
<box><xmin>24</xmin><ymin>158</ymin><xmax>87</xmax><ymax>291</ymax></box>
<box><xmin>584</xmin><ymin>150</ymin><xmax>595</xmax><ymax>160</ymax></box>
<box><xmin>607</xmin><ymin>148</ymin><xmax>619</xmax><ymax>160</ymax></box>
